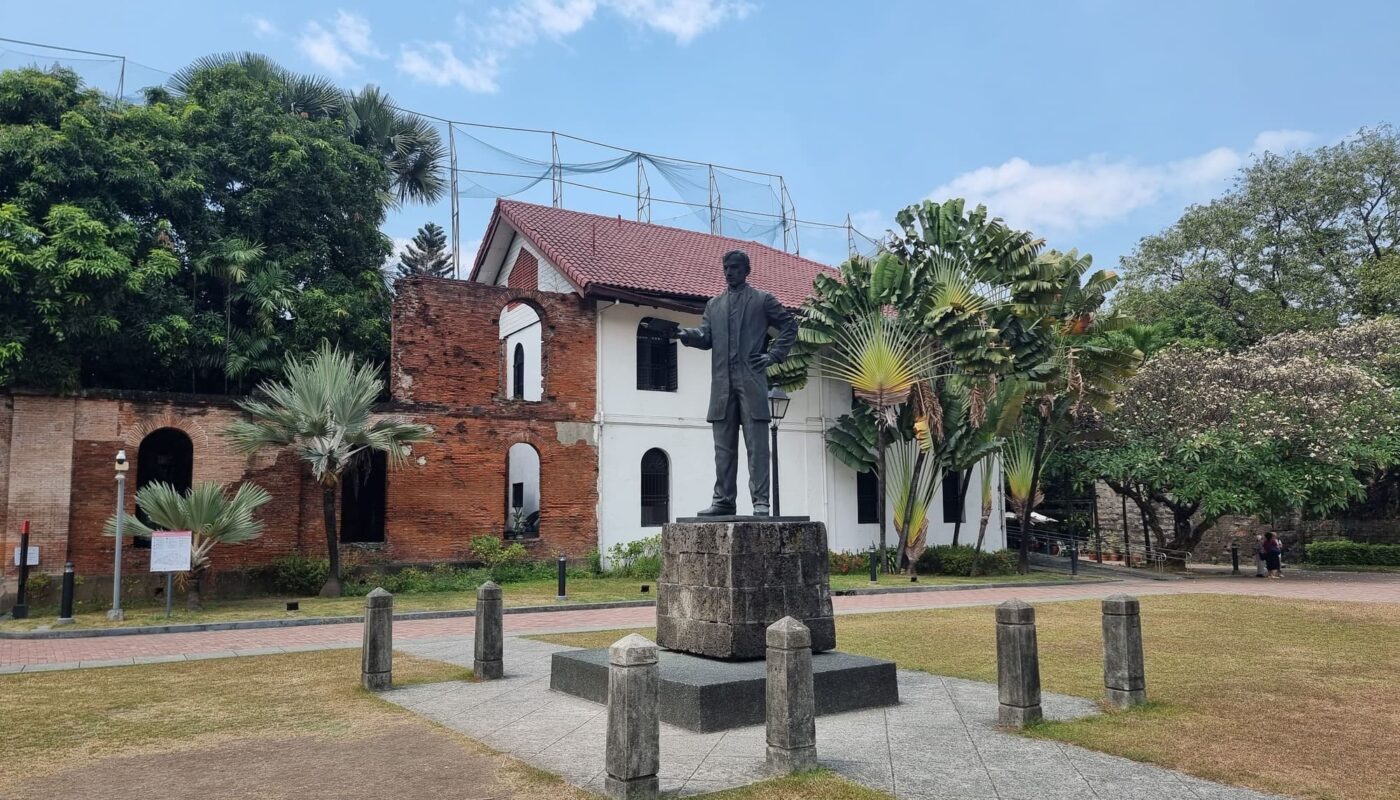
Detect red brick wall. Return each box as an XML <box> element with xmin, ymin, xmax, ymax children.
<box><xmin>61</xmin><ymin>397</ymin><xmax>317</xmax><ymax>579</ymax></box>
<box><xmin>508</xmin><ymin>248</ymin><xmax>539</xmax><ymax>293</ymax></box>
<box><xmin>389</xmin><ymin>277</ymin><xmax>599</xmax><ymax>558</ymax></box>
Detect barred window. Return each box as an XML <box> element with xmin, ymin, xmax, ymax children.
<box><xmin>943</xmin><ymin>470</ymin><xmax>966</xmax><ymax>523</ymax></box>
<box><xmin>641</xmin><ymin>448</ymin><xmax>670</xmax><ymax>526</ymax></box>
<box><xmin>637</xmin><ymin>318</ymin><xmax>678</xmax><ymax>392</ymax></box>
<box><xmin>856</xmin><ymin>469</ymin><xmax>879</xmax><ymax>524</ymax></box>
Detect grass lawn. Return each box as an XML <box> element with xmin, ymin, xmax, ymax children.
<box><xmin>536</xmin><ymin>594</ymin><xmax>1400</xmax><ymax>800</ymax></box>
<box><xmin>0</xmin><ymin>572</ymin><xmax>1071</xmax><ymax>632</ymax></box>
<box><xmin>0</xmin><ymin>649</ymin><xmax>883</xmax><ymax>799</ymax></box>
<box><xmin>827</xmin><ymin>571</ymin><xmax>1076</xmax><ymax>591</ymax></box>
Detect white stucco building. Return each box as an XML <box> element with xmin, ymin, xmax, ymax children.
<box><xmin>472</xmin><ymin>200</ymin><xmax>1006</xmax><ymax>561</ymax></box>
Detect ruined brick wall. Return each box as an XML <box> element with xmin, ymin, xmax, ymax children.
<box><xmin>0</xmin><ymin>392</ymin><xmax>320</xmax><ymax>600</ymax></box>
<box><xmin>389</xmin><ymin>277</ymin><xmax>599</xmax><ymax>559</ymax></box>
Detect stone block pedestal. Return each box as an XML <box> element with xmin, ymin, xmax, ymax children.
<box><xmin>657</xmin><ymin>520</ymin><xmax>835</xmax><ymax>660</ymax></box>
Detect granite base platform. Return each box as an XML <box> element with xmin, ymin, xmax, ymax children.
<box><xmin>550</xmin><ymin>647</ymin><xmax>899</xmax><ymax>732</ymax></box>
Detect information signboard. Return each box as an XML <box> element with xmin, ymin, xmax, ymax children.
<box><xmin>149</xmin><ymin>531</ymin><xmax>193</xmax><ymax>573</ymax></box>
<box><xmin>12</xmin><ymin>546</ymin><xmax>38</xmax><ymax>567</ymax></box>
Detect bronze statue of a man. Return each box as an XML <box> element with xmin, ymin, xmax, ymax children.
<box><xmin>674</xmin><ymin>250</ymin><xmax>798</xmax><ymax>516</ymax></box>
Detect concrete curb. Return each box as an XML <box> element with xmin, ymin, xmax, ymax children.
<box><xmin>830</xmin><ymin>577</ymin><xmax>1112</xmax><ymax>597</ymax></box>
<box><xmin>0</xmin><ymin>599</ymin><xmax>658</xmax><ymax>640</ymax></box>
<box><xmin>0</xmin><ymin>576</ymin><xmax>1094</xmax><ymax>640</ymax></box>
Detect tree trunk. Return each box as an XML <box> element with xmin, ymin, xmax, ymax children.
<box><xmin>876</xmin><ymin>422</ymin><xmax>887</xmax><ymax>574</ymax></box>
<box><xmin>950</xmin><ymin>467</ymin><xmax>972</xmax><ymax>546</ymax></box>
<box><xmin>186</xmin><ymin>569</ymin><xmax>204</xmax><ymax>611</ymax></box>
<box><xmin>969</xmin><ymin>504</ymin><xmax>992</xmax><ymax>576</ymax></box>
<box><xmin>1017</xmin><ymin>416</ymin><xmax>1049</xmax><ymax>574</ymax></box>
<box><xmin>899</xmin><ymin>449</ymin><xmax>928</xmax><ymax>571</ymax></box>
<box><xmin>321</xmin><ymin>485</ymin><xmax>342</xmax><ymax>597</ymax></box>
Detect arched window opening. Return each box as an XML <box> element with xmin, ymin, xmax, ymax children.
<box><xmin>512</xmin><ymin>343</ymin><xmax>526</xmax><ymax>399</ymax></box>
<box><xmin>135</xmin><ymin>428</ymin><xmax>195</xmax><ymax>548</ymax></box>
<box><xmin>506</xmin><ymin>442</ymin><xmax>541</xmax><ymax>538</ymax></box>
<box><xmin>500</xmin><ymin>302</ymin><xmax>543</xmax><ymax>401</ymax></box>
<box><xmin>641</xmin><ymin>448</ymin><xmax>670</xmax><ymax>526</ymax></box>
<box><xmin>637</xmin><ymin>318</ymin><xmax>678</xmax><ymax>392</ymax></box>
<box><xmin>341</xmin><ymin>450</ymin><xmax>387</xmax><ymax>543</ymax></box>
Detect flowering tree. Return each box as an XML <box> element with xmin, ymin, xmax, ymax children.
<box><xmin>1080</xmin><ymin>319</ymin><xmax>1400</xmax><ymax>558</ymax></box>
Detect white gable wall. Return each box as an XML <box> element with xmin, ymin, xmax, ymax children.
<box><xmin>593</xmin><ymin>301</ymin><xmax>1005</xmax><ymax>564</ymax></box>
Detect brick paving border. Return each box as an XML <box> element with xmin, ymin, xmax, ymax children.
<box><xmin>4</xmin><ymin>571</ymin><xmax>1398</xmax><ymax>671</ymax></box>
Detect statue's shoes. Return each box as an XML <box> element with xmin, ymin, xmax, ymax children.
<box><xmin>696</xmin><ymin>504</ymin><xmax>737</xmax><ymax>516</ymax></box>
<box><xmin>752</xmin><ymin>505</ymin><xmax>770</xmax><ymax>516</ymax></box>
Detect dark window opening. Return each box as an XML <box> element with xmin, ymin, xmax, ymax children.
<box><xmin>135</xmin><ymin>428</ymin><xmax>195</xmax><ymax>548</ymax></box>
<box><xmin>641</xmin><ymin>448</ymin><xmax>670</xmax><ymax>526</ymax></box>
<box><xmin>511</xmin><ymin>482</ymin><xmax>525</xmax><ymax>509</ymax></box>
<box><xmin>512</xmin><ymin>343</ymin><xmax>526</xmax><ymax>399</ymax></box>
<box><xmin>943</xmin><ymin>470</ymin><xmax>966</xmax><ymax>523</ymax></box>
<box><xmin>341</xmin><ymin>450</ymin><xmax>387</xmax><ymax>543</ymax></box>
<box><xmin>637</xmin><ymin>318</ymin><xmax>678</xmax><ymax>392</ymax></box>
<box><xmin>856</xmin><ymin>469</ymin><xmax>879</xmax><ymax>524</ymax></box>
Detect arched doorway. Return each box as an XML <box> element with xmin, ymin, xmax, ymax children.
<box><xmin>641</xmin><ymin>448</ymin><xmax>670</xmax><ymax>526</ymax></box>
<box><xmin>135</xmin><ymin>428</ymin><xmax>194</xmax><ymax>544</ymax></box>
<box><xmin>506</xmin><ymin>442</ymin><xmax>540</xmax><ymax>538</ymax></box>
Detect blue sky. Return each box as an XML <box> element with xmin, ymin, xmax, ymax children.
<box><xmin>4</xmin><ymin>0</ymin><xmax>1399</xmax><ymax>270</ymax></box>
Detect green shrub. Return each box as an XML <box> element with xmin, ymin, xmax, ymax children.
<box><xmin>913</xmin><ymin>545</ymin><xmax>1017</xmax><ymax>576</ymax></box>
<box><xmin>468</xmin><ymin>535</ymin><xmax>548</xmax><ymax>582</ymax></box>
<box><xmin>607</xmin><ymin>535</ymin><xmax>662</xmax><ymax>579</ymax></box>
<box><xmin>585</xmin><ymin>548</ymin><xmax>604</xmax><ymax>576</ymax></box>
<box><xmin>346</xmin><ymin>564</ymin><xmax>492</xmax><ymax>595</ymax></box>
<box><xmin>1305</xmin><ymin>540</ymin><xmax>1400</xmax><ymax>566</ymax></box>
<box><xmin>267</xmin><ymin>556</ymin><xmax>329</xmax><ymax>597</ymax></box>
<box><xmin>828</xmin><ymin>550</ymin><xmax>867</xmax><ymax>575</ymax></box>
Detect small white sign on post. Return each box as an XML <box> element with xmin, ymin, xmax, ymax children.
<box><xmin>149</xmin><ymin>531</ymin><xmax>193</xmax><ymax>573</ymax></box>
<box><xmin>12</xmin><ymin>547</ymin><xmax>38</xmax><ymax>567</ymax></box>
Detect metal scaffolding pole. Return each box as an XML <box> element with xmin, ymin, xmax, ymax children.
<box><xmin>449</xmin><ymin>123</ymin><xmax>461</xmax><ymax>278</ymax></box>
<box><xmin>847</xmin><ymin>214</ymin><xmax>857</xmax><ymax>259</ymax></box>
<box><xmin>636</xmin><ymin>154</ymin><xmax>651</xmax><ymax>222</ymax></box>
<box><xmin>708</xmin><ymin>165</ymin><xmax>720</xmax><ymax>235</ymax></box>
<box><xmin>780</xmin><ymin>179</ymin><xmax>798</xmax><ymax>255</ymax></box>
<box><xmin>551</xmin><ymin>132</ymin><xmax>563</xmax><ymax>208</ymax></box>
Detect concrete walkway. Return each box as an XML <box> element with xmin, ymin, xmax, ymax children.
<box><xmin>4</xmin><ymin>571</ymin><xmax>1398</xmax><ymax>671</ymax></box>
<box><xmin>387</xmin><ymin>637</ymin><xmax>1283</xmax><ymax>800</ymax></box>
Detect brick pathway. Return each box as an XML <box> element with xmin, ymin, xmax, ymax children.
<box><xmin>4</xmin><ymin>571</ymin><xmax>1398</xmax><ymax>671</ymax></box>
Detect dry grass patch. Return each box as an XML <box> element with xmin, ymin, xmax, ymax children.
<box><xmin>0</xmin><ymin>649</ymin><xmax>467</xmax><ymax>787</ymax></box>
<box><xmin>537</xmin><ymin>594</ymin><xmax>1400</xmax><ymax>800</ymax></box>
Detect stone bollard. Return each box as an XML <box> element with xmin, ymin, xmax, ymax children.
<box><xmin>1102</xmin><ymin>594</ymin><xmax>1148</xmax><ymax>708</ymax></box>
<box><xmin>474</xmin><ymin>580</ymin><xmax>504</xmax><ymax>679</ymax></box>
<box><xmin>605</xmin><ymin>634</ymin><xmax>660</xmax><ymax>800</ymax></box>
<box><xmin>766</xmin><ymin>616</ymin><xmax>817</xmax><ymax>773</ymax></box>
<box><xmin>995</xmin><ymin>599</ymin><xmax>1042</xmax><ymax>727</ymax></box>
<box><xmin>361</xmin><ymin>588</ymin><xmax>393</xmax><ymax>691</ymax></box>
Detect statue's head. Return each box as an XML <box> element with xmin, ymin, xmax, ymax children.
<box><xmin>722</xmin><ymin>250</ymin><xmax>751</xmax><ymax>289</ymax></box>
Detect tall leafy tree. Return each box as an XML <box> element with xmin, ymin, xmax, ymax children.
<box><xmin>397</xmin><ymin>222</ymin><xmax>453</xmax><ymax>279</ymax></box>
<box><xmin>223</xmin><ymin>344</ymin><xmax>431</xmax><ymax>596</ymax></box>
<box><xmin>1078</xmin><ymin>320</ymin><xmax>1400</xmax><ymax>560</ymax></box>
<box><xmin>1118</xmin><ymin>126</ymin><xmax>1400</xmax><ymax>349</ymax></box>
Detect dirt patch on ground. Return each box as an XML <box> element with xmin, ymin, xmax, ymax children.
<box><xmin>8</xmin><ymin>723</ymin><xmax>520</xmax><ymax>800</ymax></box>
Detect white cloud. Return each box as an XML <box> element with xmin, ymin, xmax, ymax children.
<box><xmin>297</xmin><ymin>10</ymin><xmax>384</xmax><ymax>75</ymax></box>
<box><xmin>333</xmin><ymin>10</ymin><xmax>384</xmax><ymax>58</ymax></box>
<box><xmin>1251</xmin><ymin>129</ymin><xmax>1316</xmax><ymax>154</ymax></box>
<box><xmin>402</xmin><ymin>0</ymin><xmax>752</xmax><ymax>92</ymax></box>
<box><xmin>399</xmin><ymin>43</ymin><xmax>503</xmax><ymax>93</ymax></box>
<box><xmin>247</xmin><ymin>16</ymin><xmax>279</xmax><ymax>39</ymax></box>
<box><xmin>607</xmin><ymin>0</ymin><xmax>754</xmax><ymax>44</ymax></box>
<box><xmin>927</xmin><ymin>131</ymin><xmax>1315</xmax><ymax>235</ymax></box>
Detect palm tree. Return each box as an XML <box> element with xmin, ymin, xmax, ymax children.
<box><xmin>886</xmin><ymin>438</ymin><xmax>942</xmax><ymax>567</ymax></box>
<box><xmin>824</xmin><ymin>313</ymin><xmax>944</xmax><ymax>562</ymax></box>
<box><xmin>195</xmin><ymin>237</ymin><xmax>266</xmax><ymax>392</ymax></box>
<box><xmin>223</xmin><ymin>344</ymin><xmax>432</xmax><ymax>596</ymax></box>
<box><xmin>106</xmin><ymin>481</ymin><xmax>270</xmax><ymax>610</ymax></box>
<box><xmin>168</xmin><ymin>55</ymin><xmax>444</xmax><ymax>205</ymax></box>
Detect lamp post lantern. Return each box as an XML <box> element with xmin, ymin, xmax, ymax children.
<box><xmin>108</xmin><ymin>449</ymin><xmax>128</xmax><ymax>621</ymax></box>
<box><xmin>767</xmin><ymin>387</ymin><xmax>790</xmax><ymax>517</ymax></box>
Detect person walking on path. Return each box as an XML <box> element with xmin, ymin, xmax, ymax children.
<box><xmin>1254</xmin><ymin>534</ymin><xmax>1268</xmax><ymax>578</ymax></box>
<box><xmin>1262</xmin><ymin>532</ymin><xmax>1284</xmax><ymax>579</ymax></box>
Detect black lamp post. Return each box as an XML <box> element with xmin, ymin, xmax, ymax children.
<box><xmin>767</xmin><ymin>387</ymin><xmax>790</xmax><ymax>517</ymax></box>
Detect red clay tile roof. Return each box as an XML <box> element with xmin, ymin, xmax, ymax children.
<box><xmin>474</xmin><ymin>200</ymin><xmax>833</xmax><ymax>308</ymax></box>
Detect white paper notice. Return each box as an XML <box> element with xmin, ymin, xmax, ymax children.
<box><xmin>149</xmin><ymin>530</ymin><xmax>193</xmax><ymax>573</ymax></box>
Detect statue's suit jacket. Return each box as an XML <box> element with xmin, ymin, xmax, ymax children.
<box><xmin>685</xmin><ymin>284</ymin><xmax>798</xmax><ymax>422</ymax></box>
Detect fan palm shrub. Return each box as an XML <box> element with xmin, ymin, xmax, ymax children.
<box><xmin>223</xmin><ymin>344</ymin><xmax>432</xmax><ymax>596</ymax></box>
<box><xmin>105</xmin><ymin>481</ymin><xmax>270</xmax><ymax>609</ymax></box>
